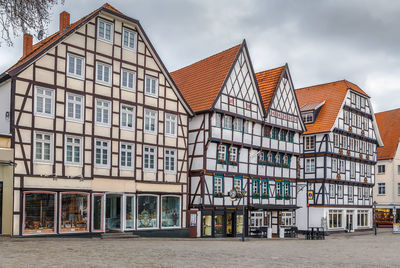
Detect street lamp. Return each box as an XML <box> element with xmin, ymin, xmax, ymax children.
<box><xmin>373</xmin><ymin>201</ymin><xmax>377</xmax><ymax>236</ymax></box>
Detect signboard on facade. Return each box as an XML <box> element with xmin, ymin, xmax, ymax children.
<box><xmin>307</xmin><ymin>190</ymin><xmax>314</xmax><ymax>200</ymax></box>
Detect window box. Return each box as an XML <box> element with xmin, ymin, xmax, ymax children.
<box><xmin>258</xmin><ymin>160</ymin><xmax>267</xmax><ymax>166</ymax></box>
<box><xmin>347</xmin><ymin>150</ymin><xmax>350</xmax><ymax>156</ymax></box>
<box><xmin>283</xmin><ymin>164</ymin><xmax>290</xmax><ymax>168</ymax></box>
<box><xmin>217</xmin><ymin>159</ymin><xmax>227</xmax><ymax>165</ymax></box>
<box><xmin>214</xmin><ymin>192</ymin><xmax>224</xmax><ymax>198</ymax></box>
<box><xmin>284</xmin><ymin>194</ymin><xmax>291</xmax><ymax>200</ymax></box>
<box><xmin>252</xmin><ymin>193</ymin><xmax>260</xmax><ymax>198</ymax></box>
<box><xmin>276</xmin><ymin>194</ymin><xmax>283</xmax><ymax>200</ymax></box>
<box><xmin>229</xmin><ymin>161</ymin><xmax>238</xmax><ymax>166</ymax></box>
<box><xmin>267</xmin><ymin>161</ymin><xmax>274</xmax><ymax>166</ymax></box>
<box><xmin>261</xmin><ymin>193</ymin><xmax>269</xmax><ymax>199</ymax></box>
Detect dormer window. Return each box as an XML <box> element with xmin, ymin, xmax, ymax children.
<box><xmin>302</xmin><ymin>112</ymin><xmax>313</xmax><ymax>123</ymax></box>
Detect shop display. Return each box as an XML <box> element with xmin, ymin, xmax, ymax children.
<box><xmin>106</xmin><ymin>195</ymin><xmax>121</xmax><ymax>230</ymax></box>
<box><xmin>202</xmin><ymin>215</ymin><xmax>212</xmax><ymax>236</ymax></box>
<box><xmin>24</xmin><ymin>192</ymin><xmax>56</xmax><ymax>234</ymax></box>
<box><xmin>161</xmin><ymin>196</ymin><xmax>180</xmax><ymax>228</ymax></box>
<box><xmin>137</xmin><ymin>195</ymin><xmax>158</xmax><ymax>229</ymax></box>
<box><xmin>236</xmin><ymin>214</ymin><xmax>243</xmax><ymax>235</ymax></box>
<box><xmin>214</xmin><ymin>214</ymin><xmax>224</xmax><ymax>236</ymax></box>
<box><xmin>60</xmin><ymin>193</ymin><xmax>89</xmax><ymax>232</ymax></box>
<box><xmin>376</xmin><ymin>209</ymin><xmax>394</xmax><ymax>226</ymax></box>
<box><xmin>125</xmin><ymin>196</ymin><xmax>135</xmax><ymax>229</ymax></box>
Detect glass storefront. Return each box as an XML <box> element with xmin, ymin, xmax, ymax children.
<box><xmin>60</xmin><ymin>193</ymin><xmax>89</xmax><ymax>233</ymax></box>
<box><xmin>161</xmin><ymin>196</ymin><xmax>181</xmax><ymax>228</ymax></box>
<box><xmin>236</xmin><ymin>214</ymin><xmax>243</xmax><ymax>235</ymax></box>
<box><xmin>376</xmin><ymin>209</ymin><xmax>393</xmax><ymax>225</ymax></box>
<box><xmin>214</xmin><ymin>214</ymin><xmax>224</xmax><ymax>236</ymax></box>
<box><xmin>202</xmin><ymin>215</ymin><xmax>212</xmax><ymax>236</ymax></box>
<box><xmin>106</xmin><ymin>195</ymin><xmax>121</xmax><ymax>230</ymax></box>
<box><xmin>137</xmin><ymin>195</ymin><xmax>158</xmax><ymax>229</ymax></box>
<box><xmin>24</xmin><ymin>192</ymin><xmax>56</xmax><ymax>234</ymax></box>
<box><xmin>93</xmin><ymin>194</ymin><xmax>104</xmax><ymax>232</ymax></box>
<box><xmin>125</xmin><ymin>195</ymin><xmax>135</xmax><ymax>230</ymax></box>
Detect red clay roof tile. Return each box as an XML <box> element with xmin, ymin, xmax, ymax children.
<box><xmin>375</xmin><ymin>108</ymin><xmax>400</xmax><ymax>160</ymax></box>
<box><xmin>255</xmin><ymin>66</ymin><xmax>285</xmax><ymax>112</ymax></box>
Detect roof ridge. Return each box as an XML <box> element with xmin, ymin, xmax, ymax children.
<box><xmin>376</xmin><ymin>107</ymin><xmax>400</xmax><ymax>115</ymax></box>
<box><xmin>295</xmin><ymin>79</ymin><xmax>347</xmax><ymax>91</ymax></box>
<box><xmin>256</xmin><ymin>65</ymin><xmax>286</xmax><ymax>75</ymax></box>
<box><xmin>171</xmin><ymin>43</ymin><xmax>241</xmax><ymax>73</ymax></box>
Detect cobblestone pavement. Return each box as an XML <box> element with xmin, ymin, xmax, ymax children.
<box><xmin>0</xmin><ymin>229</ymin><xmax>397</xmax><ymax>268</ymax></box>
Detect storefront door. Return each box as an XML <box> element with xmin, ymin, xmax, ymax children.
<box><xmin>93</xmin><ymin>194</ymin><xmax>105</xmax><ymax>232</ymax></box>
<box><xmin>106</xmin><ymin>194</ymin><xmax>122</xmax><ymax>232</ymax></box>
<box><xmin>346</xmin><ymin>211</ymin><xmax>354</xmax><ymax>232</ymax></box>
<box><xmin>226</xmin><ymin>212</ymin><xmax>234</xmax><ymax>237</ymax></box>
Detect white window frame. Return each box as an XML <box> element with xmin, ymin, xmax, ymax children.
<box><xmin>160</xmin><ymin>195</ymin><xmax>181</xmax><ymax>229</ymax></box>
<box><xmin>358</xmin><ymin>187</ymin><xmax>363</xmax><ymax>199</ymax></box>
<box><xmin>332</xmin><ymin>158</ymin><xmax>337</xmax><ymax>172</ymax></box>
<box><xmin>120</xmin><ymin>69</ymin><xmax>136</xmax><ymax>91</ymax></box>
<box><xmin>96</xmin><ymin>62</ymin><xmax>112</xmax><ymax>86</ymax></box>
<box><xmin>120</xmin><ymin>104</ymin><xmax>135</xmax><ymax>131</ymax></box>
<box><xmin>67</xmin><ymin>53</ymin><xmax>85</xmax><ymax>79</ymax></box>
<box><xmin>122</xmin><ymin>27</ymin><xmax>136</xmax><ymax>51</ymax></box>
<box><xmin>360</xmin><ymin>163</ymin><xmax>365</xmax><ymax>176</ymax></box>
<box><xmin>344</xmin><ymin>110</ymin><xmax>350</xmax><ymax>125</ymax></box>
<box><xmin>65</xmin><ymin>136</ymin><xmax>82</xmax><ymax>167</ymax></box>
<box><xmin>366</xmin><ymin>164</ymin><xmax>371</xmax><ymax>177</ymax></box>
<box><xmin>348</xmin><ymin>186</ymin><xmax>354</xmax><ymax>202</ymax></box>
<box><xmin>213</xmin><ymin>113</ymin><xmax>222</xmax><ymax>127</ymax></box>
<box><xmin>364</xmin><ymin>188</ymin><xmax>369</xmax><ymax>199</ymax></box>
<box><xmin>34</xmin><ymin>86</ymin><xmax>55</xmax><ymax>118</ymax></box>
<box><xmin>329</xmin><ymin>184</ymin><xmax>335</xmax><ymax>198</ymax></box>
<box><xmin>302</xmin><ymin>113</ymin><xmax>313</xmax><ymax>123</ymax></box>
<box><xmin>328</xmin><ymin>209</ymin><xmax>343</xmax><ymax>229</ymax></box>
<box><xmin>33</xmin><ymin>132</ymin><xmax>53</xmax><ymax>164</ymax></box>
<box><xmin>165</xmin><ymin>113</ymin><xmax>177</xmax><ymax>137</ymax></box>
<box><xmin>305</xmin><ymin>136</ymin><xmax>315</xmax><ymax>150</ymax></box>
<box><xmin>97</xmin><ymin>18</ymin><xmax>114</xmax><ymax>43</ymax></box>
<box><xmin>305</xmin><ymin>158</ymin><xmax>315</xmax><ymax>173</ymax></box>
<box><xmin>120</xmin><ymin>143</ymin><xmax>135</xmax><ymax>170</ymax></box>
<box><xmin>94</xmin><ymin>139</ymin><xmax>110</xmax><ymax>169</ymax></box>
<box><xmin>214</xmin><ymin>176</ymin><xmax>223</xmax><ymax>194</ymax></box>
<box><xmin>143</xmin><ymin>146</ymin><xmax>157</xmax><ymax>172</ymax></box>
<box><xmin>218</xmin><ymin>145</ymin><xmax>227</xmax><ymax>163</ymax></box>
<box><xmin>337</xmin><ymin>185</ymin><xmax>343</xmax><ymax>198</ymax></box>
<box><xmin>164</xmin><ymin>149</ymin><xmax>177</xmax><ymax>174</ymax></box>
<box><xmin>334</xmin><ymin>134</ymin><xmax>339</xmax><ymax>147</ymax></box>
<box><xmin>66</xmin><ymin>92</ymin><xmax>84</xmax><ymax>123</ymax></box>
<box><xmin>229</xmin><ymin>146</ymin><xmax>238</xmax><ymax>164</ymax></box>
<box><xmin>350</xmin><ymin>162</ymin><xmax>356</xmax><ymax>178</ymax></box>
<box><xmin>223</xmin><ymin>115</ymin><xmax>232</xmax><ymax>129</ymax></box>
<box><xmin>244</xmin><ymin>120</ymin><xmax>252</xmax><ymax>134</ymax></box>
<box><xmin>378</xmin><ymin>182</ymin><xmax>385</xmax><ymax>195</ymax></box>
<box><xmin>339</xmin><ymin>159</ymin><xmax>345</xmax><ymax>173</ymax></box>
<box><xmin>95</xmin><ymin>99</ymin><xmax>111</xmax><ymax>127</ymax></box>
<box><xmin>233</xmin><ymin>118</ymin><xmax>243</xmax><ymax>132</ymax></box>
<box><xmin>144</xmin><ymin>109</ymin><xmax>157</xmax><ymax>134</ymax></box>
<box><xmin>145</xmin><ymin>75</ymin><xmax>158</xmax><ymax>97</ymax></box>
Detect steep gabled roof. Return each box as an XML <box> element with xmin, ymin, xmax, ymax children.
<box><xmin>255</xmin><ymin>66</ymin><xmax>285</xmax><ymax>113</ymax></box>
<box><xmin>376</xmin><ymin>108</ymin><xmax>400</xmax><ymax>160</ymax></box>
<box><xmin>295</xmin><ymin>80</ymin><xmax>368</xmax><ymax>134</ymax></box>
<box><xmin>170</xmin><ymin>44</ymin><xmax>241</xmax><ymax>113</ymax></box>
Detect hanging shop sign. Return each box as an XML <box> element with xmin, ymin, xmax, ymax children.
<box><xmin>307</xmin><ymin>190</ymin><xmax>314</xmax><ymax>200</ymax></box>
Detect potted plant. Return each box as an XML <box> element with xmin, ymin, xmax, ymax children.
<box><xmin>262</xmin><ymin>193</ymin><xmax>269</xmax><ymax>199</ymax></box>
<box><xmin>218</xmin><ymin>159</ymin><xmax>227</xmax><ymax>165</ymax></box>
<box><xmin>214</xmin><ymin>192</ymin><xmax>224</xmax><ymax>198</ymax></box>
<box><xmin>284</xmin><ymin>194</ymin><xmax>291</xmax><ymax>200</ymax></box>
<box><xmin>253</xmin><ymin>192</ymin><xmax>260</xmax><ymax>198</ymax></box>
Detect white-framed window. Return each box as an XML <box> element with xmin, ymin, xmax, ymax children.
<box><xmin>354</xmin><ymin>139</ymin><xmax>359</xmax><ymax>153</ymax></box>
<box><xmin>120</xmin><ymin>143</ymin><xmax>134</xmax><ymax>170</ymax></box>
<box><xmin>217</xmin><ymin>144</ymin><xmax>227</xmax><ymax>164</ymax></box>
<box><xmin>34</xmin><ymin>87</ymin><xmax>55</xmax><ymax>118</ymax></box>
<box><xmin>164</xmin><ymin>149</ymin><xmax>176</xmax><ymax>174</ymax></box>
<box><xmin>229</xmin><ymin>146</ymin><xmax>238</xmax><ymax>164</ymax></box>
<box><xmin>348</xmin><ymin>186</ymin><xmax>354</xmax><ymax>202</ymax></box>
<box><xmin>145</xmin><ymin>75</ymin><xmax>158</xmax><ymax>97</ymax></box>
<box><xmin>214</xmin><ymin>176</ymin><xmax>223</xmax><ymax>195</ymax></box>
<box><xmin>378</xmin><ymin>183</ymin><xmax>385</xmax><ymax>195</ymax></box>
<box><xmin>339</xmin><ymin>159</ymin><xmax>345</xmax><ymax>173</ymax></box>
<box><xmin>344</xmin><ymin>110</ymin><xmax>350</xmax><ymax>125</ymax></box>
<box><xmin>352</xmin><ymin>113</ymin><xmax>357</xmax><ymax>127</ymax></box>
<box><xmin>328</xmin><ymin>209</ymin><xmax>343</xmax><ymax>229</ymax></box>
<box><xmin>165</xmin><ymin>113</ymin><xmax>177</xmax><ymax>137</ymax></box>
<box><xmin>95</xmin><ymin>99</ymin><xmax>111</xmax><ymax>126</ymax></box>
<box><xmin>364</xmin><ymin>117</ymin><xmax>369</xmax><ymax>130</ymax></box>
<box><xmin>349</xmin><ymin>138</ymin><xmax>354</xmax><ymax>151</ymax></box>
<box><xmin>305</xmin><ymin>136</ymin><xmax>315</xmax><ymax>150</ymax></box>
<box><xmin>96</xmin><ymin>62</ymin><xmax>111</xmax><ymax>85</ymax></box>
<box><xmin>122</xmin><ymin>27</ymin><xmax>136</xmax><ymax>50</ymax></box>
<box><xmin>213</xmin><ymin>113</ymin><xmax>222</xmax><ymax>127</ymax></box>
<box><xmin>121</xmin><ymin>69</ymin><xmax>136</xmax><ymax>91</ymax></box>
<box><xmin>67</xmin><ymin>53</ymin><xmax>84</xmax><ymax>79</ymax></box>
<box><xmin>332</xmin><ymin>158</ymin><xmax>337</xmax><ymax>172</ymax></box>
<box><xmin>281</xmin><ymin>212</ymin><xmax>294</xmax><ymax>227</ymax></box>
<box><xmin>378</xmin><ymin>165</ymin><xmax>385</xmax><ymax>174</ymax></box>
<box><xmin>366</xmin><ymin>164</ymin><xmax>371</xmax><ymax>177</ymax></box>
<box><xmin>302</xmin><ymin>112</ymin><xmax>313</xmax><ymax>123</ymax></box>
<box><xmin>144</xmin><ymin>109</ymin><xmax>157</xmax><ymax>134</ymax></box>
<box><xmin>337</xmin><ymin>185</ymin><xmax>343</xmax><ymax>198</ymax></box>
<box><xmin>341</xmin><ymin>135</ymin><xmax>347</xmax><ymax>149</ymax></box>
<box><xmin>94</xmin><ymin>139</ymin><xmax>110</xmax><ymax>168</ymax></box>
<box><xmin>223</xmin><ymin>115</ymin><xmax>232</xmax><ymax>129</ymax></box>
<box><xmin>120</xmin><ymin>104</ymin><xmax>135</xmax><ymax>130</ymax></box>
<box><xmin>358</xmin><ymin>187</ymin><xmax>363</xmax><ymax>199</ymax></box>
<box><xmin>360</xmin><ymin>163</ymin><xmax>365</xmax><ymax>176</ymax></box>
<box><xmin>244</xmin><ymin>121</ymin><xmax>252</xmax><ymax>134</ymax></box>
<box><xmin>160</xmin><ymin>195</ymin><xmax>181</xmax><ymax>228</ymax></box>
<box><xmin>143</xmin><ymin>146</ymin><xmax>156</xmax><ymax>172</ymax></box>
<box><xmin>350</xmin><ymin>162</ymin><xmax>355</xmax><ymax>178</ymax></box>
<box><xmin>233</xmin><ymin>118</ymin><xmax>243</xmax><ymax>132</ymax></box>
<box><xmin>334</xmin><ymin>134</ymin><xmax>339</xmax><ymax>147</ymax></box>
<box><xmin>361</xmin><ymin>97</ymin><xmax>366</xmax><ymax>109</ymax></box>
<box><xmin>305</xmin><ymin>158</ymin><xmax>315</xmax><ymax>173</ymax></box>
<box><xmin>97</xmin><ymin>18</ymin><xmax>113</xmax><ymax>43</ymax></box>
<box><xmin>364</xmin><ymin>188</ymin><xmax>369</xmax><ymax>199</ymax></box>
<box><xmin>357</xmin><ymin>210</ymin><xmax>369</xmax><ymax>227</ymax></box>
<box><xmin>261</xmin><ymin>180</ymin><xmax>268</xmax><ymax>195</ymax></box>
<box><xmin>329</xmin><ymin>184</ymin><xmax>335</xmax><ymax>198</ymax></box>
<box><xmin>66</xmin><ymin>93</ymin><xmax>84</xmax><ymax>123</ymax></box>
<box><xmin>357</xmin><ymin>115</ymin><xmax>362</xmax><ymax>128</ymax></box>
<box><xmin>351</xmin><ymin>92</ymin><xmax>356</xmax><ymax>103</ymax></box>
<box><xmin>65</xmin><ymin>136</ymin><xmax>82</xmax><ymax>166</ymax></box>
<box><xmin>234</xmin><ymin>178</ymin><xmax>242</xmax><ymax>191</ymax></box>
<box><xmin>34</xmin><ymin>132</ymin><xmax>53</xmax><ymax>163</ymax></box>
<box><xmin>356</xmin><ymin>95</ymin><xmax>360</xmax><ymax>109</ymax></box>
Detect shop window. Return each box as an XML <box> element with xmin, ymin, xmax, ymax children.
<box><xmin>281</xmin><ymin>212</ymin><xmax>293</xmax><ymax>226</ymax></box>
<box><xmin>60</xmin><ymin>193</ymin><xmax>89</xmax><ymax>233</ymax></box>
<box><xmin>328</xmin><ymin>209</ymin><xmax>343</xmax><ymax>229</ymax></box>
<box><xmin>24</xmin><ymin>192</ymin><xmax>56</xmax><ymax>235</ymax></box>
<box><xmin>236</xmin><ymin>214</ymin><xmax>243</xmax><ymax>235</ymax></box>
<box><xmin>125</xmin><ymin>195</ymin><xmax>135</xmax><ymax>230</ymax></box>
<box><xmin>357</xmin><ymin>210</ymin><xmax>369</xmax><ymax>227</ymax></box>
<box><xmin>214</xmin><ymin>214</ymin><xmax>224</xmax><ymax>236</ymax></box>
<box><xmin>92</xmin><ymin>194</ymin><xmax>104</xmax><ymax>232</ymax></box>
<box><xmin>161</xmin><ymin>196</ymin><xmax>181</xmax><ymax>228</ymax></box>
<box><xmin>202</xmin><ymin>214</ymin><xmax>212</xmax><ymax>236</ymax></box>
<box><xmin>137</xmin><ymin>195</ymin><xmax>159</xmax><ymax>229</ymax></box>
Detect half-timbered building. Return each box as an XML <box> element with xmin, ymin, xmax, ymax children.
<box><xmin>0</xmin><ymin>4</ymin><xmax>193</xmax><ymax>236</ymax></box>
<box><xmin>171</xmin><ymin>42</ymin><xmax>304</xmax><ymax>237</ymax></box>
<box><xmin>295</xmin><ymin>80</ymin><xmax>383</xmax><ymax>232</ymax></box>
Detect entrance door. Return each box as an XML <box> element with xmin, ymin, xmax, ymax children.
<box><xmin>346</xmin><ymin>211</ymin><xmax>354</xmax><ymax>232</ymax></box>
<box><xmin>106</xmin><ymin>195</ymin><xmax>122</xmax><ymax>232</ymax></box>
<box><xmin>226</xmin><ymin>212</ymin><xmax>234</xmax><ymax>237</ymax></box>
<box><xmin>0</xmin><ymin>182</ymin><xmax>2</xmax><ymax>234</ymax></box>
<box><xmin>124</xmin><ymin>195</ymin><xmax>135</xmax><ymax>230</ymax></box>
<box><xmin>93</xmin><ymin>194</ymin><xmax>105</xmax><ymax>232</ymax></box>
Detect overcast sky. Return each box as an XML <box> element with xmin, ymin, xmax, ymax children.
<box><xmin>1</xmin><ymin>0</ymin><xmax>399</xmax><ymax>113</ymax></box>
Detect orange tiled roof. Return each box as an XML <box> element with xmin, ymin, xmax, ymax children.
<box><xmin>170</xmin><ymin>44</ymin><xmax>241</xmax><ymax>113</ymax></box>
<box><xmin>295</xmin><ymin>80</ymin><xmax>368</xmax><ymax>134</ymax></box>
<box><xmin>376</xmin><ymin>108</ymin><xmax>400</xmax><ymax>160</ymax></box>
<box><xmin>7</xmin><ymin>3</ymin><xmax>118</xmax><ymax>73</ymax></box>
<box><xmin>255</xmin><ymin>66</ymin><xmax>285</xmax><ymax>112</ymax></box>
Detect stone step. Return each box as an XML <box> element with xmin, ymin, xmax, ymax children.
<box><xmin>101</xmin><ymin>232</ymin><xmax>139</xmax><ymax>239</ymax></box>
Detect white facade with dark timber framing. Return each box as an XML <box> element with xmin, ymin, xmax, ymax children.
<box><xmin>295</xmin><ymin>80</ymin><xmax>383</xmax><ymax>233</ymax></box>
<box><xmin>0</xmin><ymin>4</ymin><xmax>193</xmax><ymax>237</ymax></box>
<box><xmin>171</xmin><ymin>42</ymin><xmax>305</xmax><ymax>237</ymax></box>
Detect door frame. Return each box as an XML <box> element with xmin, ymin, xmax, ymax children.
<box><xmin>105</xmin><ymin>193</ymin><xmax>123</xmax><ymax>232</ymax></box>
<box><xmin>92</xmin><ymin>193</ymin><xmax>105</xmax><ymax>233</ymax></box>
<box><xmin>123</xmin><ymin>194</ymin><xmax>136</xmax><ymax>231</ymax></box>
<box><xmin>346</xmin><ymin>210</ymin><xmax>354</xmax><ymax>232</ymax></box>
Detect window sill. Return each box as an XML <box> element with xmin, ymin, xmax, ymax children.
<box><xmin>64</xmin><ymin>163</ymin><xmax>83</xmax><ymax>168</ymax></box>
<box><xmin>121</xmin><ymin>86</ymin><xmax>136</xmax><ymax>92</ymax></box>
<box><xmin>144</xmin><ymin>92</ymin><xmax>159</xmax><ymax>98</ymax></box>
<box><xmin>33</xmin><ymin>161</ymin><xmax>54</xmax><ymax>165</ymax></box>
<box><xmin>66</xmin><ymin>118</ymin><xmax>84</xmax><ymax>124</ymax></box>
<box><xmin>34</xmin><ymin>113</ymin><xmax>55</xmax><ymax>119</ymax></box>
<box><xmin>95</xmin><ymin>80</ymin><xmax>112</xmax><ymax>87</ymax></box>
<box><xmin>165</xmin><ymin>134</ymin><xmax>177</xmax><ymax>138</ymax></box>
<box><xmin>120</xmin><ymin>167</ymin><xmax>135</xmax><ymax>171</ymax></box>
<box><xmin>94</xmin><ymin>165</ymin><xmax>110</xmax><ymax>170</ymax></box>
<box><xmin>97</xmin><ymin>37</ymin><xmax>114</xmax><ymax>45</ymax></box>
<box><xmin>67</xmin><ymin>73</ymin><xmax>85</xmax><ymax>81</ymax></box>
<box><xmin>122</xmin><ymin>46</ymin><xmax>137</xmax><ymax>53</ymax></box>
<box><xmin>95</xmin><ymin>123</ymin><xmax>111</xmax><ymax>128</ymax></box>
<box><xmin>143</xmin><ymin>131</ymin><xmax>157</xmax><ymax>135</ymax></box>
<box><xmin>120</xmin><ymin>127</ymin><xmax>135</xmax><ymax>132</ymax></box>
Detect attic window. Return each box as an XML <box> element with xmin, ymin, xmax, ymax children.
<box><xmin>98</xmin><ymin>18</ymin><xmax>113</xmax><ymax>43</ymax></box>
<box><xmin>302</xmin><ymin>113</ymin><xmax>313</xmax><ymax>123</ymax></box>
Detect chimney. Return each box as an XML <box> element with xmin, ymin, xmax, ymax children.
<box><xmin>23</xmin><ymin>33</ymin><xmax>33</xmax><ymax>57</ymax></box>
<box><xmin>59</xmin><ymin>11</ymin><xmax>70</xmax><ymax>32</ymax></box>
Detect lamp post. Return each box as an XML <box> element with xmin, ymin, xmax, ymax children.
<box><xmin>373</xmin><ymin>201</ymin><xmax>377</xmax><ymax>236</ymax></box>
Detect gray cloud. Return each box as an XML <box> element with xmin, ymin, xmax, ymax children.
<box><xmin>1</xmin><ymin>0</ymin><xmax>399</xmax><ymax>112</ymax></box>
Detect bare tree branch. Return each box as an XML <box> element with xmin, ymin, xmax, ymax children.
<box><xmin>0</xmin><ymin>0</ymin><xmax>64</xmax><ymax>46</ymax></box>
